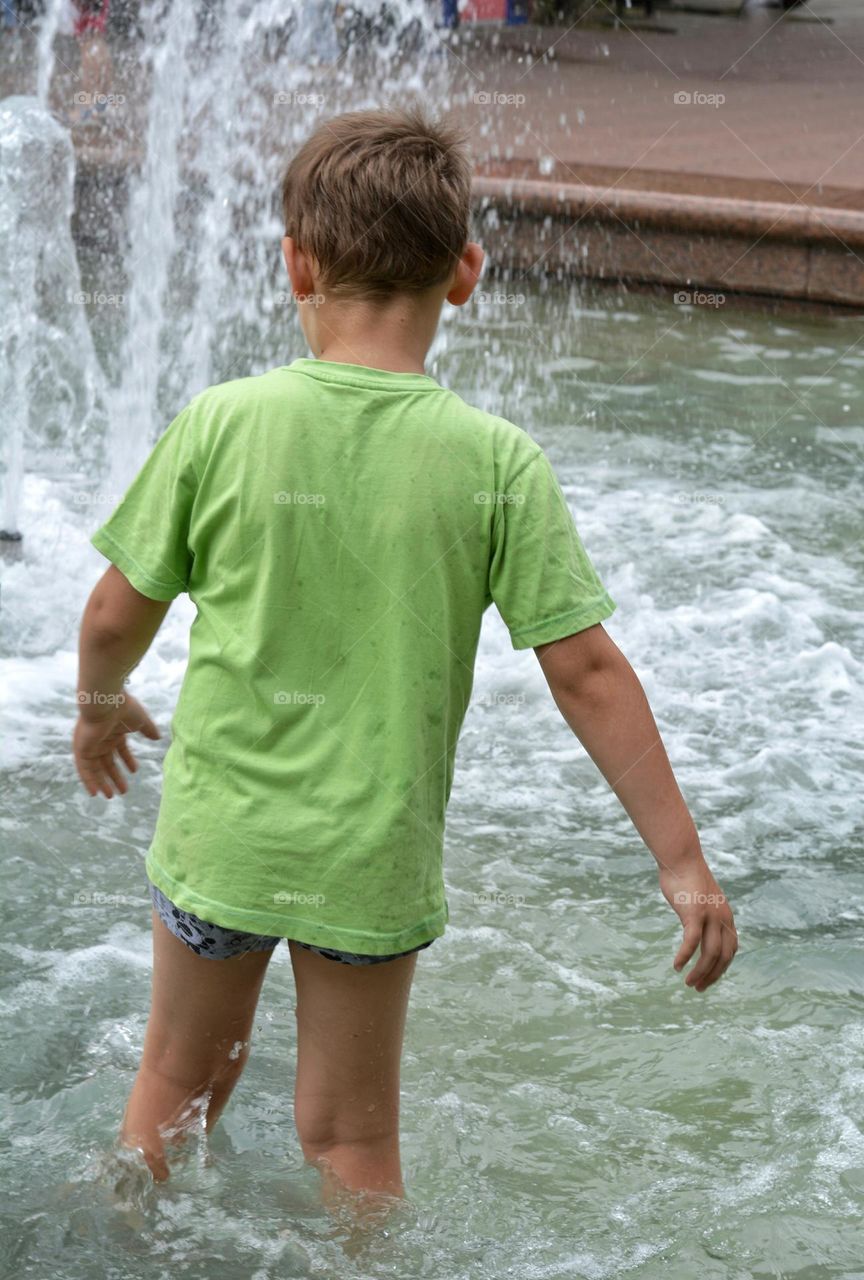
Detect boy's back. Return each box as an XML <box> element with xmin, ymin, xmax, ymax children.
<box><xmin>91</xmin><ymin>357</ymin><xmax>615</xmax><ymax>955</ymax></box>
<box><xmin>75</xmin><ymin>105</ymin><xmax>734</xmax><ymax>1196</ymax></box>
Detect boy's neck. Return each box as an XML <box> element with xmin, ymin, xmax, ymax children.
<box><xmin>308</xmin><ymin>292</ymin><xmax>444</xmax><ymax>376</ymax></box>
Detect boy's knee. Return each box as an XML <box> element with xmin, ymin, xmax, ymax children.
<box><xmin>143</xmin><ymin>1034</ymin><xmax>251</xmax><ymax>1087</ymax></box>
<box><xmin>295</xmin><ymin>1105</ymin><xmax>399</xmax><ymax>1163</ymax></box>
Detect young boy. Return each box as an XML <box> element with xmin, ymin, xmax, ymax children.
<box><xmin>74</xmin><ymin>107</ymin><xmax>737</xmax><ymax>1201</ymax></box>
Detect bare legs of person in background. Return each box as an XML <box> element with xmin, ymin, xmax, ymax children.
<box><xmin>70</xmin><ymin>31</ymin><xmax>114</xmax><ymax>126</ymax></box>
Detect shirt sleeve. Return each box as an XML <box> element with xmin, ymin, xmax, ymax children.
<box><xmin>89</xmin><ymin>404</ymin><xmax>198</xmax><ymax>601</ymax></box>
<box><xmin>488</xmin><ymin>447</ymin><xmax>616</xmax><ymax>650</ymax></box>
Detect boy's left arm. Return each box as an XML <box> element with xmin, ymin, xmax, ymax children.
<box><xmin>74</xmin><ymin>565</ymin><xmax>170</xmax><ymax>799</ymax></box>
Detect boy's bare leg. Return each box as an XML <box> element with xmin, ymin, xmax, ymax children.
<box><xmin>288</xmin><ymin>941</ymin><xmax>417</xmax><ymax>1203</ymax></box>
<box><xmin>120</xmin><ymin>911</ymin><xmax>274</xmax><ymax>1181</ymax></box>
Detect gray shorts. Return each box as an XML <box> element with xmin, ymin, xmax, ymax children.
<box><xmin>147</xmin><ymin>880</ymin><xmax>433</xmax><ymax>965</ymax></box>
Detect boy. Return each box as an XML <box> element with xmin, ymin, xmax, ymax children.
<box><xmin>73</xmin><ymin>107</ymin><xmax>737</xmax><ymax>1201</ymax></box>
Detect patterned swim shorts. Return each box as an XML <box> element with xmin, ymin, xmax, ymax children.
<box><xmin>147</xmin><ymin>880</ymin><xmax>434</xmax><ymax>965</ymax></box>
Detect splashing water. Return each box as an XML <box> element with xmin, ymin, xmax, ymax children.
<box><xmin>1</xmin><ymin>0</ymin><xmax>443</xmax><ymax>552</ymax></box>
<box><xmin>0</xmin><ymin>96</ymin><xmax>106</xmax><ymax>540</ymax></box>
<box><xmin>1</xmin><ymin>1</ymin><xmax>862</xmax><ymax>1276</ymax></box>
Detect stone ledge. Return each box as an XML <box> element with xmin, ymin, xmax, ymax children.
<box><xmin>472</xmin><ymin>175</ymin><xmax>864</xmax><ymax>307</ymax></box>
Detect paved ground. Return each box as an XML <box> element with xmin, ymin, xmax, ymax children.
<box><xmin>443</xmin><ymin>0</ymin><xmax>864</xmax><ymax>208</ymax></box>
<box><xmin>2</xmin><ymin>0</ymin><xmax>861</xmax><ymax>300</ymax></box>
<box><xmin>1</xmin><ymin>0</ymin><xmax>860</xmax><ymax>207</ymax></box>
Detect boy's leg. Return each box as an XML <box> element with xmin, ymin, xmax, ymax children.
<box><xmin>121</xmin><ymin>911</ymin><xmax>274</xmax><ymax>1181</ymax></box>
<box><xmin>288</xmin><ymin>941</ymin><xmax>418</xmax><ymax>1201</ymax></box>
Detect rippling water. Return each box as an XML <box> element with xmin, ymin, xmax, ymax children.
<box><xmin>2</xmin><ymin>282</ymin><xmax>863</xmax><ymax>1278</ymax></box>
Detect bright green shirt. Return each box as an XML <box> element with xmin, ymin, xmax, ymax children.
<box><xmin>90</xmin><ymin>358</ymin><xmax>616</xmax><ymax>954</ymax></box>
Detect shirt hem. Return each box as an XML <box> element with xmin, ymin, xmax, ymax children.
<box><xmin>145</xmin><ymin>849</ymin><xmax>447</xmax><ymax>954</ymax></box>
<box><xmin>90</xmin><ymin>527</ymin><xmax>186</xmax><ymax>602</ymax></box>
<box><xmin>509</xmin><ymin>591</ymin><xmax>617</xmax><ymax>650</ymax></box>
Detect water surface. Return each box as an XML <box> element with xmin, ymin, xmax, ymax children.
<box><xmin>2</xmin><ymin>282</ymin><xmax>863</xmax><ymax>1278</ymax></box>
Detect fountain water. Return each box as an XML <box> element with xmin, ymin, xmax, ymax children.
<box><xmin>35</xmin><ymin>0</ymin><xmax>66</xmax><ymax>105</ymax></box>
<box><xmin>2</xmin><ymin>5</ymin><xmax>864</xmax><ymax>1275</ymax></box>
<box><xmin>0</xmin><ymin>95</ymin><xmax>106</xmax><ymax>555</ymax></box>
<box><xmin>0</xmin><ymin>0</ymin><xmax>441</xmax><ymax>578</ymax></box>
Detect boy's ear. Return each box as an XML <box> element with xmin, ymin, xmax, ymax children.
<box><xmin>282</xmin><ymin>236</ymin><xmax>316</xmax><ymax>301</ymax></box>
<box><xmin>446</xmin><ymin>242</ymin><xmax>485</xmax><ymax>307</ymax></box>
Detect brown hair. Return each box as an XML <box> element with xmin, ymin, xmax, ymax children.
<box><xmin>281</xmin><ymin>107</ymin><xmax>472</xmax><ymax>299</ymax></box>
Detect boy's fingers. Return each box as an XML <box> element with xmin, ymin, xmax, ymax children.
<box><xmin>116</xmin><ymin>738</ymin><xmax>138</xmax><ymax>773</ymax></box>
<box><xmin>137</xmin><ymin>713</ymin><xmax>161</xmax><ymax>740</ymax></box>
<box><xmin>76</xmin><ymin>764</ymin><xmax>100</xmax><ymax>797</ymax></box>
<box><xmin>696</xmin><ymin>921</ymin><xmax>738</xmax><ymax>990</ymax></box>
<box><xmin>673</xmin><ymin>921</ymin><xmax>702</xmax><ymax>972</ymax></box>
<box><xmin>89</xmin><ymin>764</ymin><xmax>112</xmax><ymax>798</ymax></box>
<box><xmin>712</xmin><ymin>928</ymin><xmax>739</xmax><ymax>986</ymax></box>
<box><xmin>75</xmin><ymin>752</ymin><xmax>104</xmax><ymax>797</ymax></box>
<box><xmin>685</xmin><ymin>918</ymin><xmax>723</xmax><ymax>988</ymax></box>
<box><xmin>101</xmin><ymin>754</ymin><xmax>127</xmax><ymax>796</ymax></box>
<box><xmin>693</xmin><ymin>949</ymin><xmax>726</xmax><ymax>991</ymax></box>
<box><xmin>94</xmin><ymin>769</ymin><xmax>113</xmax><ymax>798</ymax></box>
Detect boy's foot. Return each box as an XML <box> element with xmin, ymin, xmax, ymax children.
<box><xmin>118</xmin><ymin>1136</ymin><xmax>170</xmax><ymax>1182</ymax></box>
<box><xmin>81</xmin><ymin>1141</ymin><xmax>160</xmax><ymax>1217</ymax></box>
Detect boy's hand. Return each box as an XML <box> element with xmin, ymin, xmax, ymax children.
<box><xmin>658</xmin><ymin>858</ymin><xmax>738</xmax><ymax>992</ymax></box>
<box><xmin>73</xmin><ymin>694</ymin><xmax>161</xmax><ymax>799</ymax></box>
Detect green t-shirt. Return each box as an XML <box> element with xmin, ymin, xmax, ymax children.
<box><xmin>90</xmin><ymin>358</ymin><xmax>616</xmax><ymax>954</ymax></box>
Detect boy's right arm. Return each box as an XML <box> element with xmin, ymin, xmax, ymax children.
<box><xmin>535</xmin><ymin>623</ymin><xmax>738</xmax><ymax>992</ymax></box>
